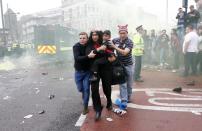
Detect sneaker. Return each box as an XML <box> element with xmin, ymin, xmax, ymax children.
<box><xmin>95</xmin><ymin>106</ymin><xmax>103</xmax><ymax>121</ymax></box>
<box><xmin>112</xmin><ymin>108</ymin><xmax>127</xmax><ymax>116</ymax></box>
<box><xmin>106</xmin><ymin>102</ymin><xmax>113</xmax><ymax>110</ymax></box>
<box><xmin>172</xmin><ymin>70</ymin><xmax>177</xmax><ymax>73</ymax></box>
<box><xmin>82</xmin><ymin>106</ymin><xmax>89</xmax><ymax>115</ymax></box>
<box><xmin>135</xmin><ymin>78</ymin><xmax>144</xmax><ymax>82</ymax></box>
<box><xmin>120</xmin><ymin>101</ymin><xmax>127</xmax><ymax>110</ymax></box>
<box><xmin>127</xmin><ymin>96</ymin><xmax>132</xmax><ymax>103</ymax></box>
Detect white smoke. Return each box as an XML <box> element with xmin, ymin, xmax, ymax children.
<box><xmin>0</xmin><ymin>52</ymin><xmax>37</xmax><ymax>71</ymax></box>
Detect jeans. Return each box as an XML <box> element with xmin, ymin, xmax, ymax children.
<box><xmin>160</xmin><ymin>48</ymin><xmax>165</xmax><ymax>64</ymax></box>
<box><xmin>119</xmin><ymin>64</ymin><xmax>133</xmax><ymax>102</ymax></box>
<box><xmin>197</xmin><ymin>51</ymin><xmax>202</xmax><ymax>73</ymax></box>
<box><xmin>184</xmin><ymin>52</ymin><xmax>197</xmax><ymax>75</ymax></box>
<box><xmin>177</xmin><ymin>26</ymin><xmax>184</xmax><ymax>45</ymax></box>
<box><xmin>134</xmin><ymin>56</ymin><xmax>142</xmax><ymax>80</ymax></box>
<box><xmin>173</xmin><ymin>50</ymin><xmax>180</xmax><ymax>69</ymax></box>
<box><xmin>191</xmin><ymin>23</ymin><xmax>198</xmax><ymax>30</ymax></box>
<box><xmin>75</xmin><ymin>71</ymin><xmax>91</xmax><ymax>107</ymax></box>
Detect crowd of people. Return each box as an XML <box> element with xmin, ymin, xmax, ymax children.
<box><xmin>72</xmin><ymin>5</ymin><xmax>202</xmax><ymax>122</ymax></box>
<box><xmin>73</xmin><ymin>25</ymin><xmax>135</xmax><ymax>121</ymax></box>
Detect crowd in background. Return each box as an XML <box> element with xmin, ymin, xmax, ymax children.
<box><xmin>138</xmin><ymin>5</ymin><xmax>202</xmax><ymax>75</ymax></box>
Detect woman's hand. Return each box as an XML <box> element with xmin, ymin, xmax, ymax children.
<box><xmin>88</xmin><ymin>50</ymin><xmax>96</xmax><ymax>58</ymax></box>
<box><xmin>109</xmin><ymin>43</ymin><xmax>116</xmax><ymax>49</ymax></box>
<box><xmin>97</xmin><ymin>45</ymin><xmax>106</xmax><ymax>51</ymax></box>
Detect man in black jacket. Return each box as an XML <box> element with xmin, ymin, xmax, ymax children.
<box><xmin>187</xmin><ymin>5</ymin><xmax>200</xmax><ymax>29</ymax></box>
<box><xmin>73</xmin><ymin>32</ymin><xmax>96</xmax><ymax>115</ymax></box>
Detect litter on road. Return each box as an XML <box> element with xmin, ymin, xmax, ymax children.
<box><xmin>24</xmin><ymin>114</ymin><xmax>33</xmax><ymax>119</ymax></box>
<box><xmin>106</xmin><ymin>117</ymin><xmax>113</xmax><ymax>122</ymax></box>
<box><xmin>49</xmin><ymin>94</ymin><xmax>55</xmax><ymax>100</ymax></box>
<box><xmin>20</xmin><ymin>121</ymin><xmax>25</xmax><ymax>124</ymax></box>
<box><xmin>3</xmin><ymin>96</ymin><xmax>11</xmax><ymax>100</ymax></box>
<box><xmin>42</xmin><ymin>72</ymin><xmax>48</xmax><ymax>75</ymax></box>
<box><xmin>173</xmin><ymin>87</ymin><xmax>182</xmax><ymax>93</ymax></box>
<box><xmin>38</xmin><ymin>110</ymin><xmax>45</xmax><ymax>114</ymax></box>
<box><xmin>112</xmin><ymin>108</ymin><xmax>127</xmax><ymax>116</ymax></box>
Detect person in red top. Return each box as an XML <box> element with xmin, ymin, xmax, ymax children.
<box><xmin>89</xmin><ymin>30</ymin><xmax>115</xmax><ymax>82</ymax></box>
<box><xmin>171</xmin><ymin>28</ymin><xmax>181</xmax><ymax>72</ymax></box>
<box><xmin>85</xmin><ymin>30</ymin><xmax>113</xmax><ymax>121</ymax></box>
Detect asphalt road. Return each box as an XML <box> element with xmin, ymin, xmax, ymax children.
<box><xmin>0</xmin><ymin>57</ymin><xmax>81</xmax><ymax>131</ymax></box>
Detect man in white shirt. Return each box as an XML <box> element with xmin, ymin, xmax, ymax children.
<box><xmin>197</xmin><ymin>26</ymin><xmax>202</xmax><ymax>74</ymax></box>
<box><xmin>183</xmin><ymin>25</ymin><xmax>199</xmax><ymax>76</ymax></box>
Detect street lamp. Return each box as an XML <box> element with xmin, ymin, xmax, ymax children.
<box><xmin>183</xmin><ymin>0</ymin><xmax>188</xmax><ymax>14</ymax></box>
<box><xmin>0</xmin><ymin>0</ymin><xmax>6</xmax><ymax>46</ymax></box>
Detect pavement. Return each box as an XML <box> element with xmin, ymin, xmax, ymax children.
<box><xmin>0</xmin><ymin>56</ymin><xmax>81</xmax><ymax>131</ymax></box>
<box><xmin>80</xmin><ymin>70</ymin><xmax>202</xmax><ymax>131</ymax></box>
<box><xmin>1</xmin><ymin>56</ymin><xmax>202</xmax><ymax>131</ymax></box>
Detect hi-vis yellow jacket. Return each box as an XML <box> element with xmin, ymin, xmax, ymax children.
<box><xmin>132</xmin><ymin>33</ymin><xmax>144</xmax><ymax>56</ymax></box>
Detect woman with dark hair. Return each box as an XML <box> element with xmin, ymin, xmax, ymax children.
<box><xmin>85</xmin><ymin>30</ymin><xmax>113</xmax><ymax>121</ymax></box>
<box><xmin>88</xmin><ymin>30</ymin><xmax>103</xmax><ymax>46</ymax></box>
<box><xmin>171</xmin><ymin>28</ymin><xmax>181</xmax><ymax>72</ymax></box>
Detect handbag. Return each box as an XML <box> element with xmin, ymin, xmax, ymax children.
<box><xmin>111</xmin><ymin>60</ymin><xmax>126</xmax><ymax>85</ymax></box>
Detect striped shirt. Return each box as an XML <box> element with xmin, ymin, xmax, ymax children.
<box><xmin>112</xmin><ymin>37</ymin><xmax>133</xmax><ymax>66</ymax></box>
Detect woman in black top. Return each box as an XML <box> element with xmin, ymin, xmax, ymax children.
<box><xmin>85</xmin><ymin>30</ymin><xmax>112</xmax><ymax>121</ymax></box>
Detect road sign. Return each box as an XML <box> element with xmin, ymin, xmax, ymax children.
<box><xmin>37</xmin><ymin>45</ymin><xmax>57</xmax><ymax>54</ymax></box>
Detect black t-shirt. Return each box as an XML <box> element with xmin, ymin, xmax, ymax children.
<box><xmin>158</xmin><ymin>34</ymin><xmax>169</xmax><ymax>48</ymax></box>
<box><xmin>73</xmin><ymin>42</ymin><xmax>90</xmax><ymax>71</ymax></box>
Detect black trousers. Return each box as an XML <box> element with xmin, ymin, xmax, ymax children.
<box><xmin>91</xmin><ymin>66</ymin><xmax>112</xmax><ymax>112</ymax></box>
<box><xmin>173</xmin><ymin>50</ymin><xmax>180</xmax><ymax>69</ymax></box>
<box><xmin>134</xmin><ymin>56</ymin><xmax>142</xmax><ymax>80</ymax></box>
<box><xmin>184</xmin><ymin>52</ymin><xmax>197</xmax><ymax>75</ymax></box>
<box><xmin>197</xmin><ymin>51</ymin><xmax>202</xmax><ymax>72</ymax></box>
<box><xmin>91</xmin><ymin>57</ymin><xmax>109</xmax><ymax>73</ymax></box>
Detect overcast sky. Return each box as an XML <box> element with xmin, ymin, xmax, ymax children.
<box><xmin>0</xmin><ymin>0</ymin><xmax>196</xmax><ymax>28</ymax></box>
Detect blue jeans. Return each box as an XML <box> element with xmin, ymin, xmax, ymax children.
<box><xmin>160</xmin><ymin>48</ymin><xmax>165</xmax><ymax>64</ymax></box>
<box><xmin>119</xmin><ymin>65</ymin><xmax>133</xmax><ymax>102</ymax></box>
<box><xmin>177</xmin><ymin>26</ymin><xmax>184</xmax><ymax>45</ymax></box>
<box><xmin>191</xmin><ymin>23</ymin><xmax>198</xmax><ymax>30</ymax></box>
<box><xmin>75</xmin><ymin>71</ymin><xmax>91</xmax><ymax>107</ymax></box>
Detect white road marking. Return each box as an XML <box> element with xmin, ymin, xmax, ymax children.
<box><xmin>74</xmin><ymin>84</ymin><xmax>102</xmax><ymax>127</ymax></box>
<box><xmin>111</xmin><ymin>88</ymin><xmax>202</xmax><ymax>115</ymax></box>
<box><xmin>191</xmin><ymin>111</ymin><xmax>202</xmax><ymax>115</ymax></box>
<box><xmin>127</xmin><ymin>103</ymin><xmax>202</xmax><ymax>113</ymax></box>
<box><xmin>75</xmin><ymin>88</ymin><xmax>202</xmax><ymax>127</ymax></box>
<box><xmin>133</xmin><ymin>88</ymin><xmax>202</xmax><ymax>92</ymax></box>
<box><xmin>75</xmin><ymin>98</ymin><xmax>92</xmax><ymax>127</ymax></box>
<box><xmin>149</xmin><ymin>97</ymin><xmax>202</xmax><ymax>107</ymax></box>
<box><xmin>75</xmin><ymin>114</ymin><xmax>87</xmax><ymax>127</ymax></box>
<box><xmin>145</xmin><ymin>91</ymin><xmax>202</xmax><ymax>98</ymax></box>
